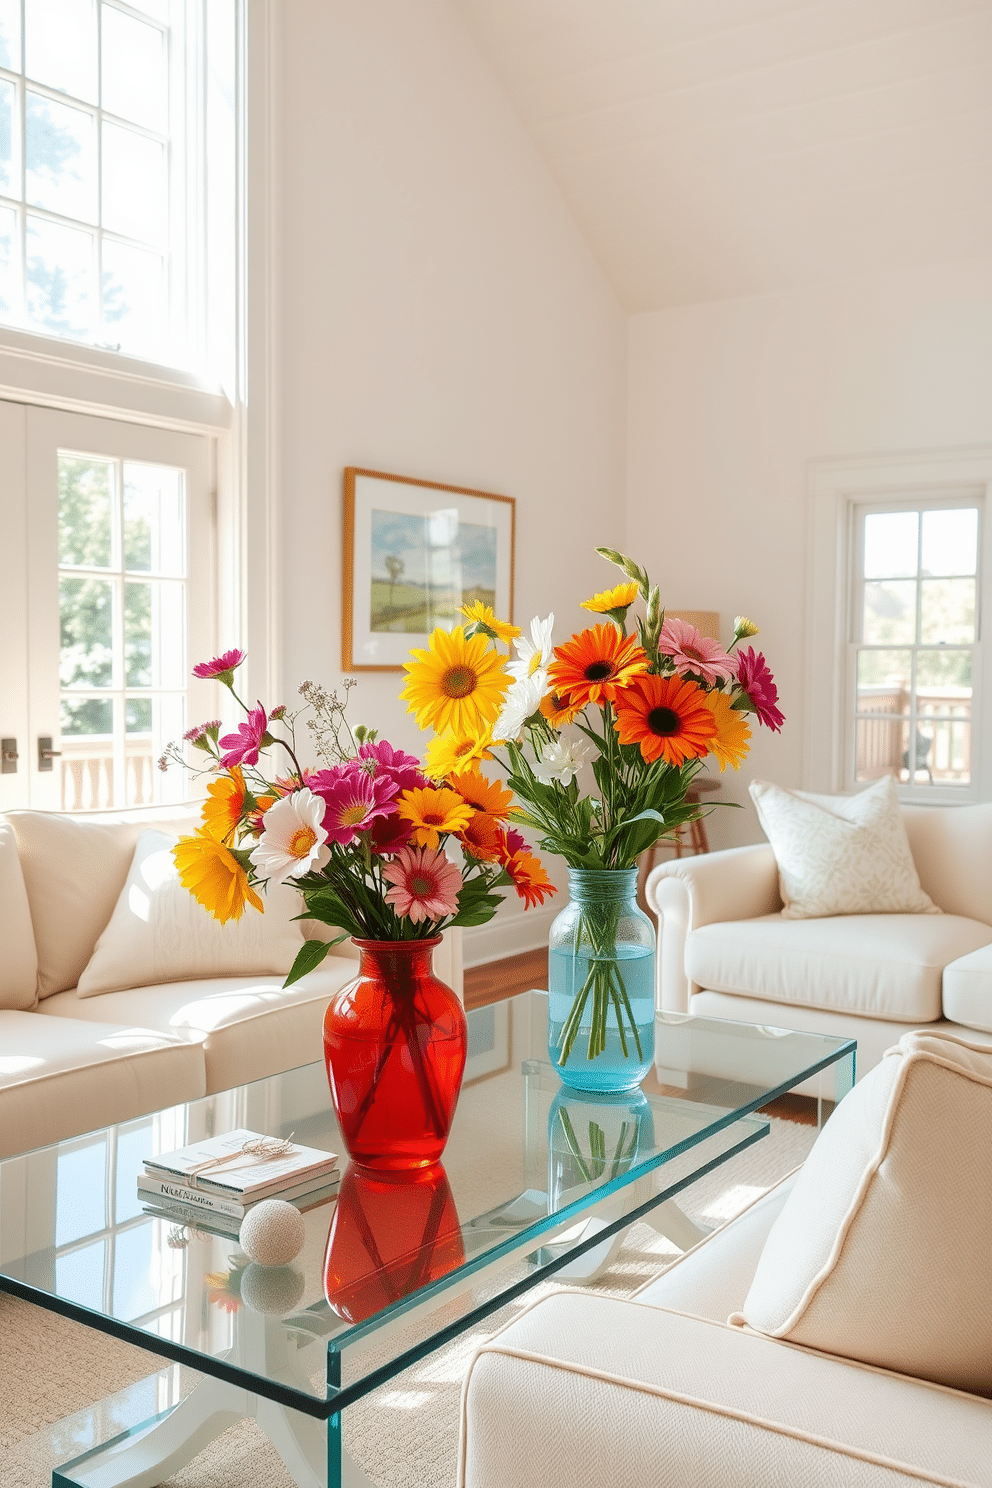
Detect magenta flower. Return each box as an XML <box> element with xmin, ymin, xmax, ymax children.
<box><xmin>193</xmin><ymin>648</ymin><xmax>247</xmax><ymax>682</ymax></box>
<box><xmin>309</xmin><ymin>763</ymin><xmax>399</xmax><ymax>845</ymax></box>
<box><xmin>382</xmin><ymin>844</ymin><xmax>461</xmax><ymax>924</ymax></box>
<box><xmin>735</xmin><ymin>647</ymin><xmax>785</xmax><ymax>732</ymax></box>
<box><xmin>366</xmin><ymin>810</ymin><xmax>415</xmax><ymax>856</ymax></box>
<box><xmin>503</xmin><ymin>826</ymin><xmax>527</xmax><ymax>857</ymax></box>
<box><xmin>219</xmin><ymin>702</ymin><xmax>268</xmax><ymax>767</ymax></box>
<box><xmin>359</xmin><ymin>738</ymin><xmax>427</xmax><ymax>795</ymax></box>
<box><xmin>658</xmin><ymin>619</ymin><xmax>734</xmax><ymax>687</ymax></box>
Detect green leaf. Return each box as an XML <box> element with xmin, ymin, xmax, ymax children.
<box><xmin>283</xmin><ymin>937</ymin><xmax>334</xmax><ymax>988</ymax></box>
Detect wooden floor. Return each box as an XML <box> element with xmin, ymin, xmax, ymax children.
<box><xmin>464</xmin><ymin>949</ymin><xmax>819</xmax><ymax>1126</ymax></box>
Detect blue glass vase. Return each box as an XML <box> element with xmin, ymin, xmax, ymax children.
<box><xmin>548</xmin><ymin>868</ymin><xmax>655</xmax><ymax>1093</ymax></box>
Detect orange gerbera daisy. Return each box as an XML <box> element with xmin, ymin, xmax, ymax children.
<box><xmin>448</xmin><ymin>767</ymin><xmax>513</xmax><ymax>821</ymax></box>
<box><xmin>395</xmin><ymin>786</ymin><xmax>473</xmax><ymax>849</ymax></box>
<box><xmin>548</xmin><ymin>624</ymin><xmax>648</xmax><ymax>709</ymax></box>
<box><xmin>704</xmin><ymin>689</ymin><xmax>752</xmax><ymax>772</ymax></box>
<box><xmin>201</xmin><ymin>766</ymin><xmax>247</xmax><ymax>842</ymax></box>
<box><xmin>539</xmin><ymin>688</ymin><xmax>581</xmax><ymax>728</ymax></box>
<box><xmin>459</xmin><ymin>812</ymin><xmax>503</xmax><ymax>862</ymax></box>
<box><xmin>613</xmin><ymin>674</ymin><xmax>717</xmax><ymax>767</ymax></box>
<box><xmin>504</xmin><ymin>849</ymin><xmax>556</xmax><ymax>909</ymax></box>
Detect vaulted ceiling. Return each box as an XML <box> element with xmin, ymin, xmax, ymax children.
<box><xmin>456</xmin><ymin>0</ymin><xmax>992</xmax><ymax>310</ymax></box>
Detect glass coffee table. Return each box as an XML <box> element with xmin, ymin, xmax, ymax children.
<box><xmin>0</xmin><ymin>992</ymin><xmax>855</xmax><ymax>1488</ymax></box>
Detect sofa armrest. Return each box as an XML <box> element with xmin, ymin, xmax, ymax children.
<box><xmin>646</xmin><ymin>845</ymin><xmax>781</xmax><ymax>1012</ymax></box>
<box><xmin>460</xmin><ymin>1293</ymin><xmax>992</xmax><ymax>1488</ymax></box>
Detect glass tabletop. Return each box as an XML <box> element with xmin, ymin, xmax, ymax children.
<box><xmin>0</xmin><ymin>993</ymin><xmax>855</xmax><ymax>1419</ymax></box>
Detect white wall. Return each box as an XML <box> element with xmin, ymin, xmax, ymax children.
<box><xmin>276</xmin><ymin>1</ymin><xmax>626</xmax><ymax>959</ymax></box>
<box><xmin>627</xmin><ymin>255</ymin><xmax>992</xmax><ymax>850</ymax></box>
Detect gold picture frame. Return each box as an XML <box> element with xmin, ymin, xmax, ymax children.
<box><xmin>342</xmin><ymin>467</ymin><xmax>516</xmax><ymax>672</ymax></box>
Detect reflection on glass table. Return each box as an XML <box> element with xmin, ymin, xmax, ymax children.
<box><xmin>0</xmin><ymin>992</ymin><xmax>855</xmax><ymax>1488</ymax></box>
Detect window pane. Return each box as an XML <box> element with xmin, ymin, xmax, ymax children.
<box><xmin>123</xmin><ymin>463</ymin><xmax>184</xmax><ymax>573</ymax></box>
<box><xmin>125</xmin><ymin>697</ymin><xmax>151</xmax><ymax>731</ymax></box>
<box><xmin>0</xmin><ymin>204</ymin><xmax>15</xmax><ymax>318</ymax></box>
<box><xmin>25</xmin><ymin>0</ymin><xmax>97</xmax><ymax>102</ymax></box>
<box><xmin>0</xmin><ymin>79</ymin><xmax>15</xmax><ymax>196</ymax></box>
<box><xmin>61</xmin><ymin>692</ymin><xmax>112</xmax><ymax>735</ymax></box>
<box><xmin>863</xmin><ymin>511</ymin><xmax>918</xmax><ymax>579</ymax></box>
<box><xmin>26</xmin><ymin>214</ymin><xmax>94</xmax><ymax>337</ymax></box>
<box><xmin>856</xmin><ymin>648</ymin><xmax>911</xmax><ymax>692</ymax></box>
<box><xmin>102</xmin><ymin>239</ymin><xmax>166</xmax><ymax>357</ymax></box>
<box><xmin>56</xmin><ymin>1137</ymin><xmax>107</xmax><ymax>1244</ymax></box>
<box><xmin>0</xmin><ymin>0</ymin><xmax>21</xmax><ymax>71</ymax></box>
<box><xmin>920</xmin><ymin>577</ymin><xmax>975</xmax><ymax>645</ymax></box>
<box><xmin>917</xmin><ymin>649</ymin><xmax>972</xmax><ymax>692</ymax></box>
<box><xmin>921</xmin><ymin>508</ymin><xmax>978</xmax><ymax>576</ymax></box>
<box><xmin>125</xmin><ymin>579</ymin><xmax>184</xmax><ymax>687</ymax></box>
<box><xmin>862</xmin><ymin>580</ymin><xmax>916</xmax><ymax>645</ymax></box>
<box><xmin>56</xmin><ymin>1239</ymin><xmax>106</xmax><ymax>1309</ymax></box>
<box><xmin>60</xmin><ymin>574</ymin><xmax>114</xmax><ymax>686</ymax></box>
<box><xmin>101</xmin><ymin>4</ymin><xmax>166</xmax><ymax>132</ymax></box>
<box><xmin>59</xmin><ymin>453</ymin><xmax>113</xmax><ymax>567</ymax></box>
<box><xmin>855</xmin><ymin>716</ymin><xmax>907</xmax><ymax>784</ymax></box>
<box><xmin>26</xmin><ymin>91</ymin><xmax>97</xmax><ymax>223</ymax></box>
<box><xmin>102</xmin><ymin>122</ymin><xmax>166</xmax><ymax>243</ymax></box>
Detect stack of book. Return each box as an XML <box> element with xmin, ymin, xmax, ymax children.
<box><xmin>138</xmin><ymin>1128</ymin><xmax>340</xmax><ymax>1240</ymax></box>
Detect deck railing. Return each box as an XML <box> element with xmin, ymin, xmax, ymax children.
<box><xmin>60</xmin><ymin>735</ymin><xmax>157</xmax><ymax>811</ymax></box>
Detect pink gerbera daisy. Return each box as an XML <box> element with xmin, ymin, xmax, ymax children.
<box><xmin>382</xmin><ymin>844</ymin><xmax>461</xmax><ymax>924</ymax></box>
<box><xmin>735</xmin><ymin>646</ymin><xmax>785</xmax><ymax>731</ymax></box>
<box><xmin>309</xmin><ymin>763</ymin><xmax>399</xmax><ymax>845</ymax></box>
<box><xmin>193</xmin><ymin>648</ymin><xmax>247</xmax><ymax>682</ymax></box>
<box><xmin>658</xmin><ymin>619</ymin><xmax>734</xmax><ymax>687</ymax></box>
<box><xmin>359</xmin><ymin>738</ymin><xmax>427</xmax><ymax>795</ymax></box>
<box><xmin>219</xmin><ymin>702</ymin><xmax>268</xmax><ymax>768</ymax></box>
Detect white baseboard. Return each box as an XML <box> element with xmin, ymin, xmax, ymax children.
<box><xmin>462</xmin><ymin>906</ymin><xmax>557</xmax><ymax>968</ymax></box>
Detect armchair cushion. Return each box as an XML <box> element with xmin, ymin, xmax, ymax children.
<box><xmin>685</xmin><ymin>913</ymin><xmax>992</xmax><ymax>1023</ymax></box>
<box><xmin>749</xmin><ymin>777</ymin><xmax>937</xmax><ymax>920</ymax></box>
<box><xmin>941</xmin><ymin>944</ymin><xmax>992</xmax><ymax>1034</ymax></box>
<box><xmin>737</xmin><ymin>1030</ymin><xmax>992</xmax><ymax>1396</ymax></box>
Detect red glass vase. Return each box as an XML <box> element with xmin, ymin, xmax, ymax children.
<box><xmin>323</xmin><ymin>1163</ymin><xmax>464</xmax><ymax>1323</ymax></box>
<box><xmin>322</xmin><ymin>937</ymin><xmax>467</xmax><ymax>1170</ymax></box>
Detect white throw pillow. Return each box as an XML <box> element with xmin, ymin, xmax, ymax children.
<box><xmin>76</xmin><ymin>830</ymin><xmax>304</xmax><ymax>997</ymax></box>
<box><xmin>734</xmin><ymin>1030</ymin><xmax>992</xmax><ymax>1396</ymax></box>
<box><xmin>749</xmin><ymin>776</ymin><xmax>938</xmax><ymax>919</ymax></box>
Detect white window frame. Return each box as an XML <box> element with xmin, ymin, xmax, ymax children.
<box><xmin>805</xmin><ymin>450</ymin><xmax>992</xmax><ymax>804</ymax></box>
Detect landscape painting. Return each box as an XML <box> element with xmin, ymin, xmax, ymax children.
<box><xmin>343</xmin><ymin>468</ymin><xmax>515</xmax><ymax>670</ymax></box>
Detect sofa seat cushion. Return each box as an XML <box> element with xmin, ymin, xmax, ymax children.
<box><xmin>39</xmin><ymin>962</ymin><xmax>358</xmax><ymax>1092</ymax></box>
<box><xmin>0</xmin><ymin>1011</ymin><xmax>205</xmax><ymax>1158</ymax></box>
<box><xmin>941</xmin><ymin>944</ymin><xmax>992</xmax><ymax>1034</ymax></box>
<box><xmin>685</xmin><ymin>912</ymin><xmax>992</xmax><ymax>1023</ymax></box>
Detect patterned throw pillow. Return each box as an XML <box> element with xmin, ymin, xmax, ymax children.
<box><xmin>749</xmin><ymin>776</ymin><xmax>939</xmax><ymax>919</ymax></box>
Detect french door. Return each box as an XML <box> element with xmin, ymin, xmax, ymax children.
<box><xmin>0</xmin><ymin>401</ymin><xmax>214</xmax><ymax>812</ymax></box>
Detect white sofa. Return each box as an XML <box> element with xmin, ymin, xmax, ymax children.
<box><xmin>0</xmin><ymin>804</ymin><xmax>462</xmax><ymax>1158</ymax></box>
<box><xmin>647</xmin><ymin>800</ymin><xmax>992</xmax><ymax>1076</ymax></box>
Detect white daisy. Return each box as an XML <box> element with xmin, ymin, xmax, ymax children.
<box><xmin>492</xmin><ymin>675</ymin><xmax>545</xmax><ymax>742</ymax></box>
<box><xmin>249</xmin><ymin>788</ymin><xmax>329</xmax><ymax>884</ymax></box>
<box><xmin>533</xmin><ymin>738</ymin><xmax>594</xmax><ymax>787</ymax></box>
<box><xmin>509</xmin><ymin>613</ymin><xmax>555</xmax><ymax>685</ymax></box>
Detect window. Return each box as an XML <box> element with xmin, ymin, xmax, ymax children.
<box><xmin>805</xmin><ymin>452</ymin><xmax>992</xmax><ymax>803</ymax></box>
<box><xmin>852</xmin><ymin>502</ymin><xmax>978</xmax><ymax>792</ymax></box>
<box><xmin>0</xmin><ymin>0</ymin><xmax>182</xmax><ymax>362</ymax></box>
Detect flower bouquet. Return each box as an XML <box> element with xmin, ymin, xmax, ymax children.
<box><xmin>165</xmin><ymin>637</ymin><xmax>555</xmax><ymax>1166</ymax></box>
<box><xmin>462</xmin><ymin>547</ymin><xmax>783</xmax><ymax>1090</ymax></box>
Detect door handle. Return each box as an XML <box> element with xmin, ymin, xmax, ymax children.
<box><xmin>38</xmin><ymin>737</ymin><xmax>63</xmax><ymax>772</ymax></box>
<box><xmin>1</xmin><ymin>738</ymin><xmax>17</xmax><ymax>774</ymax></box>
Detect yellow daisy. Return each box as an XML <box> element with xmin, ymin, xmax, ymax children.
<box><xmin>395</xmin><ymin>786</ymin><xmax>474</xmax><ymax>849</ymax></box>
<box><xmin>172</xmin><ymin>828</ymin><xmax>263</xmax><ymax>923</ymax></box>
<box><xmin>423</xmin><ymin>727</ymin><xmax>496</xmax><ymax>781</ymax></box>
<box><xmin>401</xmin><ymin>627</ymin><xmax>510</xmax><ymax>736</ymax></box>
<box><xmin>459</xmin><ymin>601</ymin><xmax>520</xmax><ymax>643</ymax></box>
<box><xmin>580</xmin><ymin>582</ymin><xmax>640</xmax><ymax>615</ymax></box>
<box><xmin>704</xmin><ymin>689</ymin><xmax>752</xmax><ymax>772</ymax></box>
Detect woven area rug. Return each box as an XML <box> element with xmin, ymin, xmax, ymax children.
<box><xmin>0</xmin><ymin>1117</ymin><xmax>815</xmax><ymax>1488</ymax></box>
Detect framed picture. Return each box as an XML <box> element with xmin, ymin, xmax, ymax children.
<box><xmin>342</xmin><ymin>468</ymin><xmax>516</xmax><ymax>671</ymax></box>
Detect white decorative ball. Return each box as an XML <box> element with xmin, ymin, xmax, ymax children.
<box><xmin>239</xmin><ymin>1199</ymin><xmax>306</xmax><ymax>1267</ymax></box>
<box><xmin>240</xmin><ymin>1263</ymin><xmax>305</xmax><ymax>1316</ymax></box>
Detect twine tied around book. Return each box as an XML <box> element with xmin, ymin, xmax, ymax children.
<box><xmin>186</xmin><ymin>1133</ymin><xmax>297</xmax><ymax>1186</ymax></box>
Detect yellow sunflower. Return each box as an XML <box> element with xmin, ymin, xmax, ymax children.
<box><xmin>401</xmin><ymin>627</ymin><xmax>510</xmax><ymax>736</ymax></box>
<box><xmin>395</xmin><ymin>786</ymin><xmax>474</xmax><ymax>849</ymax></box>
<box><xmin>423</xmin><ymin>727</ymin><xmax>496</xmax><ymax>781</ymax></box>
<box><xmin>173</xmin><ymin>828</ymin><xmax>263</xmax><ymax>923</ymax></box>
<box><xmin>580</xmin><ymin>582</ymin><xmax>640</xmax><ymax>614</ymax></box>
<box><xmin>704</xmin><ymin>689</ymin><xmax>752</xmax><ymax>772</ymax></box>
<box><xmin>459</xmin><ymin>601</ymin><xmax>520</xmax><ymax>643</ymax></box>
<box><xmin>200</xmin><ymin>766</ymin><xmax>247</xmax><ymax>843</ymax></box>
